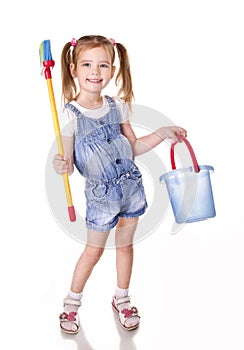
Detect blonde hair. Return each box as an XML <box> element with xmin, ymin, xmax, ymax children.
<box><xmin>61</xmin><ymin>35</ymin><xmax>134</xmax><ymax>109</ymax></box>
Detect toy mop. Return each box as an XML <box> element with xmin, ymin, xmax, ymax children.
<box><xmin>39</xmin><ymin>40</ymin><xmax>76</xmax><ymax>222</ymax></box>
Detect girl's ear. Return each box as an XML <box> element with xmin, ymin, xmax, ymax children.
<box><xmin>111</xmin><ymin>66</ymin><xmax>116</xmax><ymax>79</ymax></box>
<box><xmin>70</xmin><ymin>63</ymin><xmax>76</xmax><ymax>78</ymax></box>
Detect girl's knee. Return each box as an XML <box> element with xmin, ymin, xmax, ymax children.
<box><xmin>116</xmin><ymin>244</ymin><xmax>133</xmax><ymax>253</ymax></box>
<box><xmin>84</xmin><ymin>245</ymin><xmax>104</xmax><ymax>263</ymax></box>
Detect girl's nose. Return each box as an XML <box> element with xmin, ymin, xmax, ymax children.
<box><xmin>91</xmin><ymin>66</ymin><xmax>100</xmax><ymax>75</ymax></box>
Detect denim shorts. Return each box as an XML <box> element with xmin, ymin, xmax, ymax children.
<box><xmin>85</xmin><ymin>165</ymin><xmax>148</xmax><ymax>232</ymax></box>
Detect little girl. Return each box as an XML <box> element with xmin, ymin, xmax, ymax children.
<box><xmin>53</xmin><ymin>35</ymin><xmax>187</xmax><ymax>334</ymax></box>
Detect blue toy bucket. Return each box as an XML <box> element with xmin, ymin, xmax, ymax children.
<box><xmin>159</xmin><ymin>136</ymin><xmax>216</xmax><ymax>224</ymax></box>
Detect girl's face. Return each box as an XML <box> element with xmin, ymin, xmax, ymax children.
<box><xmin>71</xmin><ymin>46</ymin><xmax>115</xmax><ymax>95</ymax></box>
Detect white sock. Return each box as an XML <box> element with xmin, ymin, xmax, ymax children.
<box><xmin>68</xmin><ymin>290</ymin><xmax>83</xmax><ymax>301</ymax></box>
<box><xmin>64</xmin><ymin>290</ymin><xmax>82</xmax><ymax>314</ymax></box>
<box><xmin>115</xmin><ymin>286</ymin><xmax>129</xmax><ymax>299</ymax></box>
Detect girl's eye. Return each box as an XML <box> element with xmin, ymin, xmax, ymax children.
<box><xmin>82</xmin><ymin>63</ymin><xmax>90</xmax><ymax>67</ymax></box>
<box><xmin>100</xmin><ymin>64</ymin><xmax>109</xmax><ymax>68</ymax></box>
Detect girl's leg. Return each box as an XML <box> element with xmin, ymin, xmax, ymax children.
<box><xmin>70</xmin><ymin>229</ymin><xmax>110</xmax><ymax>292</ymax></box>
<box><xmin>115</xmin><ymin>217</ymin><xmax>139</xmax><ymax>288</ymax></box>
<box><xmin>114</xmin><ymin>217</ymin><xmax>140</xmax><ymax>328</ymax></box>
<box><xmin>61</xmin><ymin>229</ymin><xmax>109</xmax><ymax>333</ymax></box>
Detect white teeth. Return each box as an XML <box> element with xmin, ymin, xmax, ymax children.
<box><xmin>88</xmin><ymin>79</ymin><xmax>102</xmax><ymax>83</ymax></box>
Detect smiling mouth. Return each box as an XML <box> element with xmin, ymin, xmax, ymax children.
<box><xmin>87</xmin><ymin>79</ymin><xmax>103</xmax><ymax>83</ymax></box>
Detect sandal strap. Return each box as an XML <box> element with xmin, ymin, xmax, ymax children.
<box><xmin>121</xmin><ymin>306</ymin><xmax>140</xmax><ymax>319</ymax></box>
<box><xmin>59</xmin><ymin>311</ymin><xmax>80</xmax><ymax>334</ymax></box>
<box><xmin>59</xmin><ymin>311</ymin><xmax>78</xmax><ymax>321</ymax></box>
<box><xmin>114</xmin><ymin>296</ymin><xmax>131</xmax><ymax>306</ymax></box>
<box><xmin>63</xmin><ymin>297</ymin><xmax>81</xmax><ymax>307</ymax></box>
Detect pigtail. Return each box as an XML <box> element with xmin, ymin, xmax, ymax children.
<box><xmin>115</xmin><ymin>43</ymin><xmax>134</xmax><ymax>110</ymax></box>
<box><xmin>61</xmin><ymin>42</ymin><xmax>77</xmax><ymax>104</ymax></box>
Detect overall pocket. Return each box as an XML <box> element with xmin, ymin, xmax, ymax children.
<box><xmin>85</xmin><ymin>181</ymin><xmax>111</xmax><ymax>203</ymax></box>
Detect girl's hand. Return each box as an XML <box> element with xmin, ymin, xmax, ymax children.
<box><xmin>157</xmin><ymin>126</ymin><xmax>187</xmax><ymax>142</ymax></box>
<box><xmin>53</xmin><ymin>154</ymin><xmax>73</xmax><ymax>175</ymax></box>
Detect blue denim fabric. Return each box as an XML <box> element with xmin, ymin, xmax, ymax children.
<box><xmin>65</xmin><ymin>96</ymin><xmax>147</xmax><ymax>232</ymax></box>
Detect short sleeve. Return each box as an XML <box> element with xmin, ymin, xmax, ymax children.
<box><xmin>113</xmin><ymin>97</ymin><xmax>130</xmax><ymax>123</ymax></box>
<box><xmin>58</xmin><ymin>107</ymin><xmax>77</xmax><ymax>137</ymax></box>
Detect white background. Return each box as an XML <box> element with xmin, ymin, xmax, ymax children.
<box><xmin>1</xmin><ymin>0</ymin><xmax>244</xmax><ymax>349</ymax></box>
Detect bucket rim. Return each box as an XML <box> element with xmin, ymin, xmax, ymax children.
<box><xmin>159</xmin><ymin>165</ymin><xmax>214</xmax><ymax>183</ymax></box>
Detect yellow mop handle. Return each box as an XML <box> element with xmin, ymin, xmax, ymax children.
<box><xmin>46</xmin><ymin>78</ymin><xmax>76</xmax><ymax>222</ymax></box>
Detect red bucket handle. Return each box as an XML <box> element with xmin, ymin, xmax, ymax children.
<box><xmin>170</xmin><ymin>136</ymin><xmax>200</xmax><ymax>173</ymax></box>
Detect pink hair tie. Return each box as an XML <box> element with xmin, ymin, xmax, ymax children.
<box><xmin>109</xmin><ymin>38</ymin><xmax>117</xmax><ymax>46</ymax></box>
<box><xmin>71</xmin><ymin>38</ymin><xmax>77</xmax><ymax>47</ymax></box>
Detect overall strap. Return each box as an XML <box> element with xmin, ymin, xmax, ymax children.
<box><xmin>104</xmin><ymin>95</ymin><xmax>117</xmax><ymax>110</ymax></box>
<box><xmin>64</xmin><ymin>103</ymin><xmax>83</xmax><ymax>117</ymax></box>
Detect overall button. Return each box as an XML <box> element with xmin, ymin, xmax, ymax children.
<box><xmin>116</xmin><ymin>159</ymin><xmax>121</xmax><ymax>164</ymax></box>
<box><xmin>107</xmin><ymin>138</ymin><xmax>112</xmax><ymax>144</ymax></box>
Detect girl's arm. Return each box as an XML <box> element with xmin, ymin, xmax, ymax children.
<box><xmin>53</xmin><ymin>136</ymin><xmax>74</xmax><ymax>175</ymax></box>
<box><xmin>121</xmin><ymin>122</ymin><xmax>187</xmax><ymax>157</ymax></box>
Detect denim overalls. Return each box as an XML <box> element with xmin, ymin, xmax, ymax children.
<box><xmin>65</xmin><ymin>96</ymin><xmax>147</xmax><ymax>232</ymax></box>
